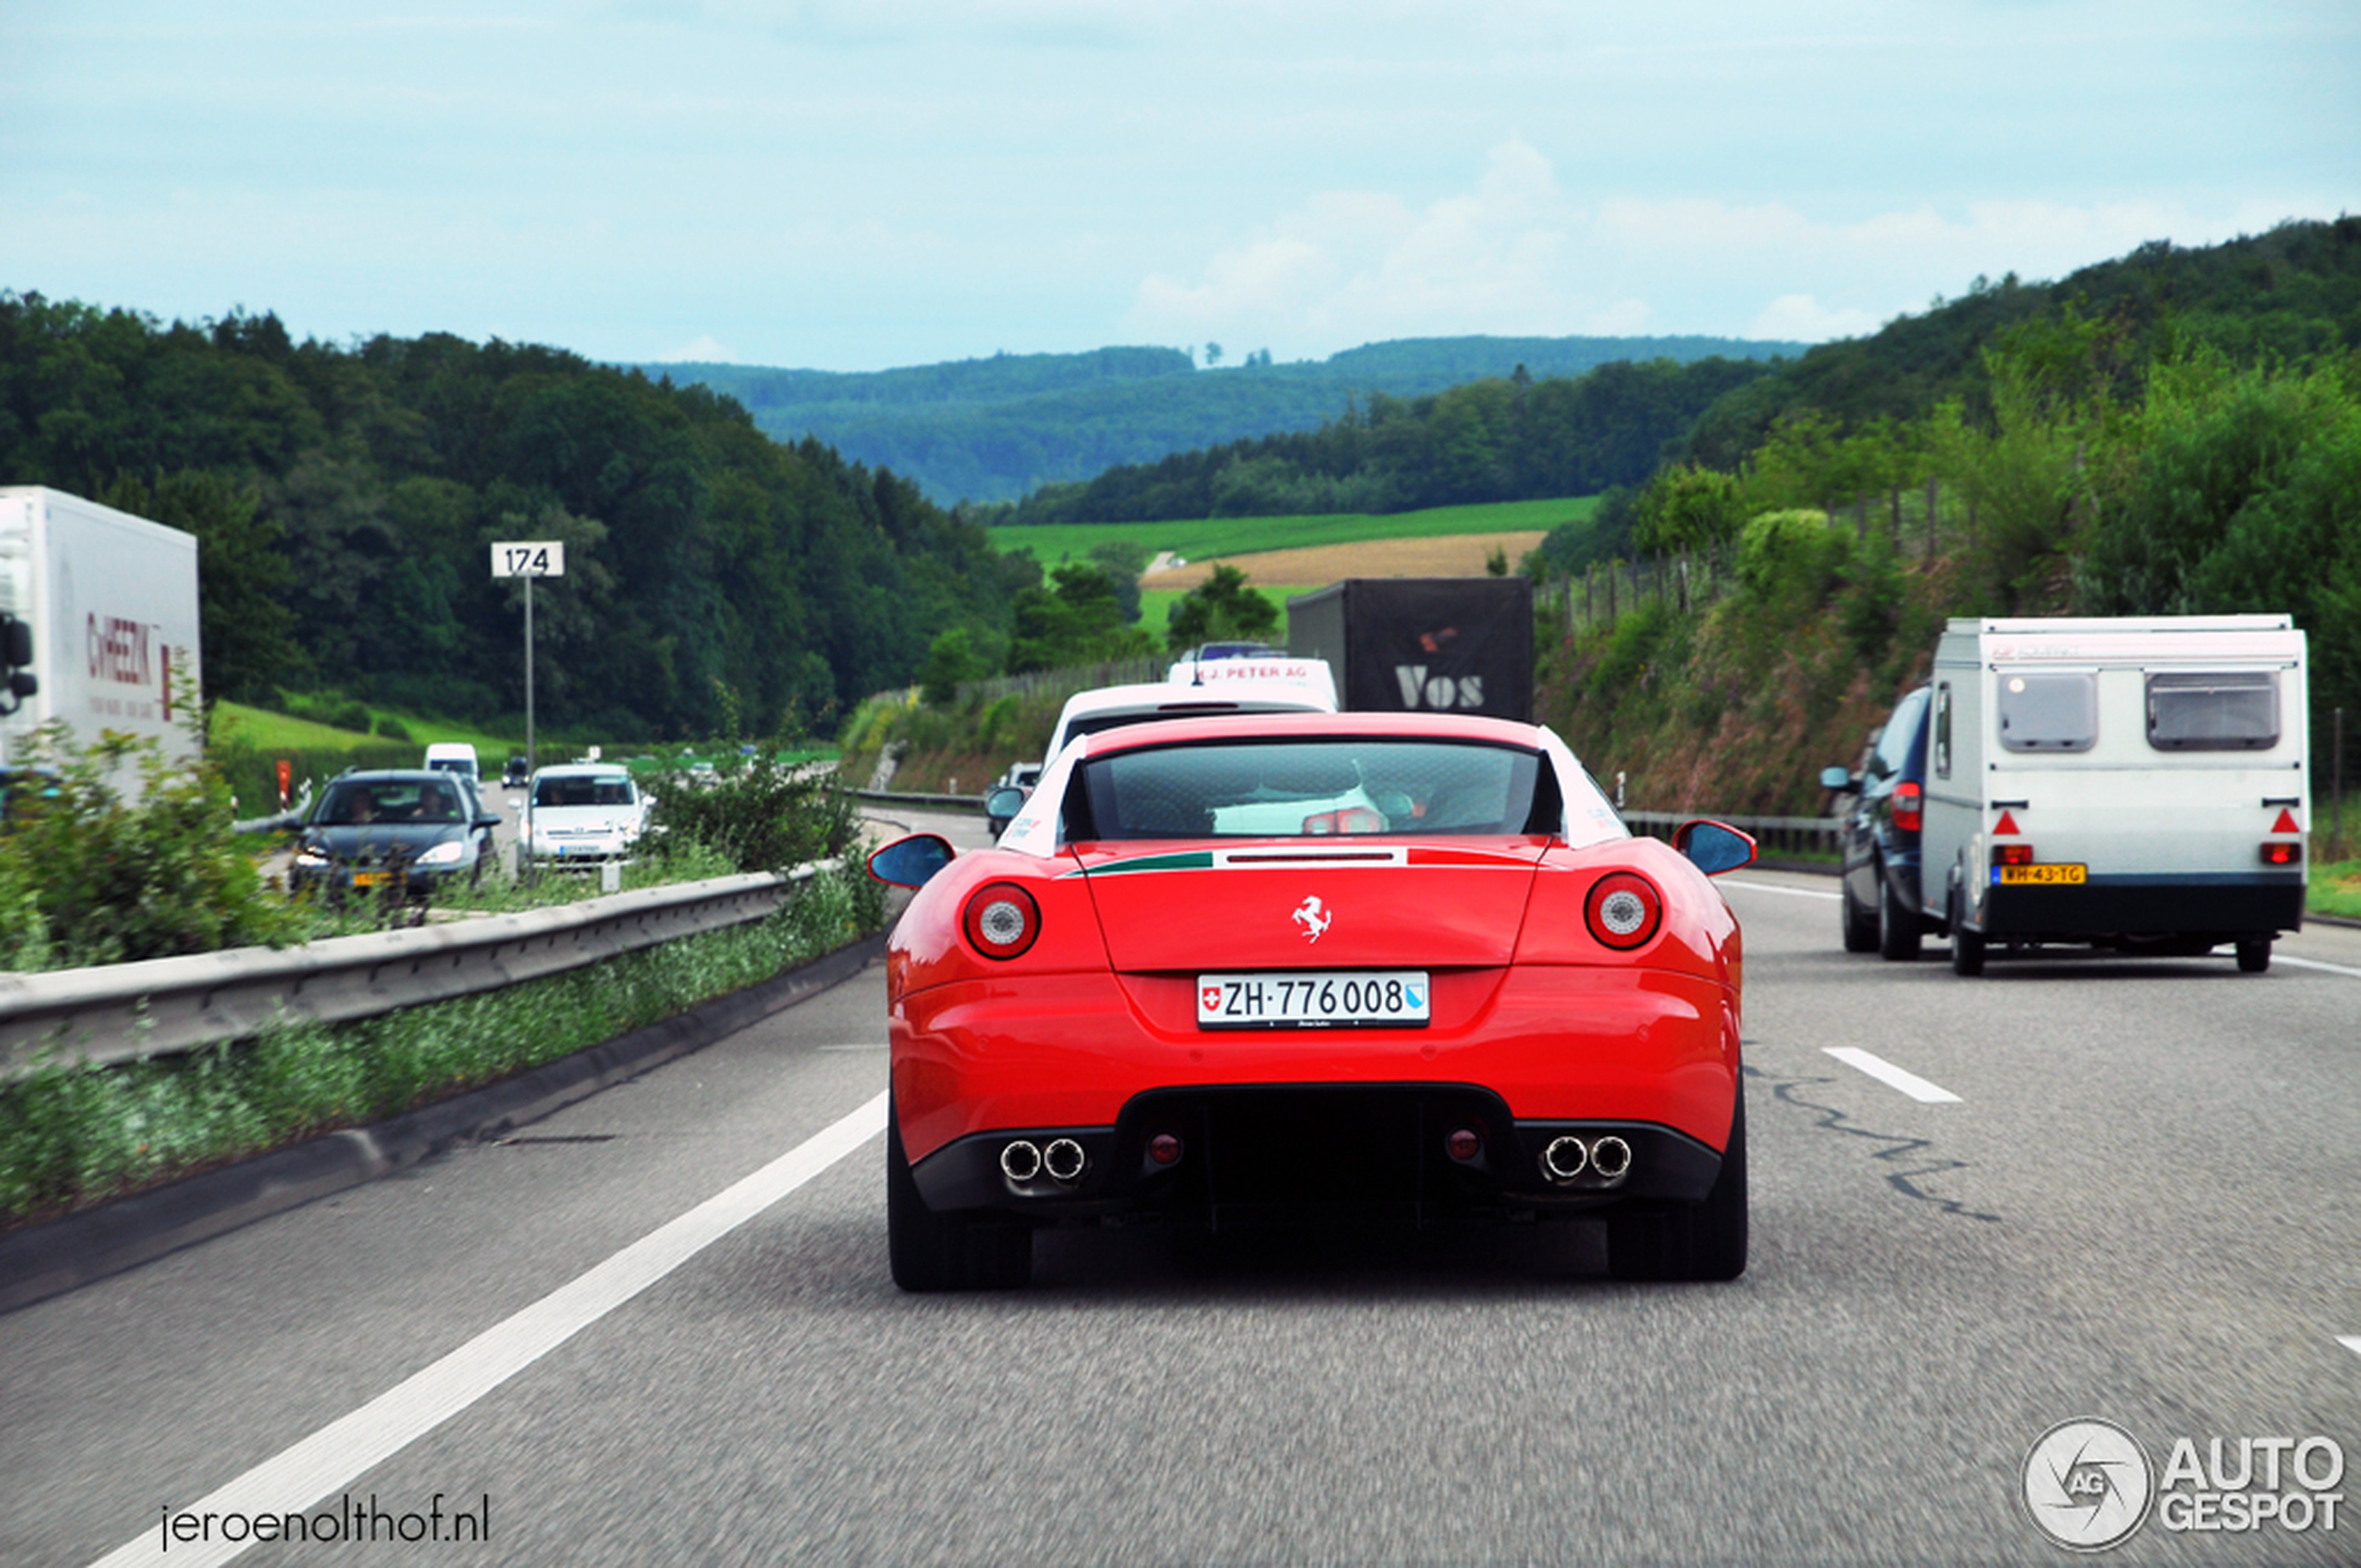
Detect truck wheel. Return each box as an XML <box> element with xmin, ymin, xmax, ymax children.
<box><xmin>1949</xmin><ymin>890</ymin><xmax>1985</xmax><ymax>977</ymax></box>
<box><xmin>1840</xmin><ymin>876</ymin><xmax>1880</xmax><ymax>953</ymax></box>
<box><xmin>1609</xmin><ymin>1088</ymin><xmax>1747</xmax><ymax>1283</ymax></box>
<box><xmin>887</xmin><ymin>1102</ymin><xmax>1032</xmax><ymax>1292</ymax></box>
<box><xmin>2236</xmin><ymin>938</ymin><xmax>2272</xmax><ymax>974</ymax></box>
<box><xmin>1878</xmin><ymin>876</ymin><xmax>1921</xmax><ymax>961</ymax></box>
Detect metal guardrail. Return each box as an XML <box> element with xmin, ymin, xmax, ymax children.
<box><xmin>1622</xmin><ymin>810</ymin><xmax>1841</xmax><ymax>856</ymax></box>
<box><xmin>0</xmin><ymin>863</ymin><xmax>841</xmax><ymax>1079</ymax></box>
<box><xmin>845</xmin><ymin>787</ymin><xmax>984</xmax><ymax>813</ymax></box>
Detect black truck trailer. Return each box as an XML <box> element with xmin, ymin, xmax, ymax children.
<box><xmin>1286</xmin><ymin>577</ymin><xmax>1534</xmax><ymax>722</ymax></box>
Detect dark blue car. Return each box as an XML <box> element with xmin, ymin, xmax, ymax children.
<box><xmin>1824</xmin><ymin>686</ymin><xmax>1934</xmax><ymax>960</ymax></box>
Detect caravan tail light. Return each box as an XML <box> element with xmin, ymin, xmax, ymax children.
<box><xmin>1991</xmin><ymin>844</ymin><xmax>2035</xmax><ymax>867</ymax></box>
<box><xmin>2261</xmin><ymin>842</ymin><xmax>2301</xmax><ymax>866</ymax></box>
<box><xmin>1891</xmin><ymin>781</ymin><xmax>1922</xmax><ymax>834</ymax></box>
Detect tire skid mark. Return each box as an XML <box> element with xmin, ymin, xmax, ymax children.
<box><xmin>1745</xmin><ymin>1062</ymin><xmax>2003</xmax><ymax>1223</ymax></box>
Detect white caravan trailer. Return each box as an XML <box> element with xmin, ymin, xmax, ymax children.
<box><xmin>1921</xmin><ymin>615</ymin><xmax>2308</xmax><ymax>975</ymax></box>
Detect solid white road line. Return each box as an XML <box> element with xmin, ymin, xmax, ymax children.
<box><xmin>1823</xmin><ymin>1047</ymin><xmax>1962</xmax><ymax>1104</ymax></box>
<box><xmin>2277</xmin><ymin>955</ymin><xmax>2361</xmax><ymax>980</ymax></box>
<box><xmin>1721</xmin><ymin>878</ymin><xmax>1840</xmax><ymax>901</ymax></box>
<box><xmin>89</xmin><ymin>1092</ymin><xmax>889</xmax><ymax>1568</ymax></box>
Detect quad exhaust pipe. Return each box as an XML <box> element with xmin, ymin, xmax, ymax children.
<box><xmin>1540</xmin><ymin>1133</ymin><xmax>1633</xmax><ymax>1186</ymax></box>
<box><xmin>1541</xmin><ymin>1136</ymin><xmax>1588</xmax><ymax>1181</ymax></box>
<box><xmin>1001</xmin><ymin>1137</ymin><xmax>1088</xmax><ymax>1186</ymax></box>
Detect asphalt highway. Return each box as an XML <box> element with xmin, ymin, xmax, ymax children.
<box><xmin>5</xmin><ymin>836</ymin><xmax>2357</xmax><ymax>1565</ymax></box>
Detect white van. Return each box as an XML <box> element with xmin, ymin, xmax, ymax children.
<box><xmin>423</xmin><ymin>743</ymin><xmax>480</xmax><ymax>783</ymax></box>
<box><xmin>1919</xmin><ymin>615</ymin><xmax>2309</xmax><ymax>975</ymax></box>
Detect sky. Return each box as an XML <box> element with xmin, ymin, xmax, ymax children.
<box><xmin>2</xmin><ymin>2</ymin><xmax>2354</xmax><ymax>373</ymax></box>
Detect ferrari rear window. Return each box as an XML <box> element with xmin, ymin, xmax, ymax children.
<box><xmin>1077</xmin><ymin>739</ymin><xmax>1547</xmax><ymax>839</ymax></box>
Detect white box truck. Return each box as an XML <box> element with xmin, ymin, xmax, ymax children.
<box><xmin>1920</xmin><ymin>614</ymin><xmax>2308</xmax><ymax>975</ymax></box>
<box><xmin>0</xmin><ymin>487</ymin><xmax>203</xmax><ymax>773</ymax></box>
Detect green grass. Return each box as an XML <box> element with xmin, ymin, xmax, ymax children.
<box><xmin>213</xmin><ymin>701</ymin><xmax>517</xmax><ymax>758</ymax></box>
<box><xmin>990</xmin><ymin>495</ymin><xmax>1598</xmax><ymax>567</ymax></box>
<box><xmin>2311</xmin><ymin>854</ymin><xmax>2361</xmax><ymax>921</ymax></box>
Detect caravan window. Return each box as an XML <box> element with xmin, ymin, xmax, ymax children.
<box><xmin>1997</xmin><ymin>671</ymin><xmax>2096</xmax><ymax>753</ymax></box>
<box><xmin>2147</xmin><ymin>671</ymin><xmax>2279</xmax><ymax>751</ymax></box>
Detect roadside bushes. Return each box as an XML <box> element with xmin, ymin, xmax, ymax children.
<box><xmin>647</xmin><ymin>752</ymin><xmax>860</xmax><ymax>874</ymax></box>
<box><xmin>0</xmin><ymin>724</ymin><xmax>296</xmax><ymax>970</ymax></box>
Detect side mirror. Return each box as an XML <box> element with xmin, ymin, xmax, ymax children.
<box><xmin>1674</xmin><ymin>819</ymin><xmax>1757</xmax><ymax>876</ymax></box>
<box><xmin>984</xmin><ymin>786</ymin><xmax>1026</xmax><ymax>818</ymax></box>
<box><xmin>476</xmin><ymin>812</ymin><xmax>502</xmax><ymax>829</ymax></box>
<box><xmin>867</xmin><ymin>833</ymin><xmax>955</xmax><ymax>889</ymax></box>
<box><xmin>1819</xmin><ymin>766</ymin><xmax>1857</xmax><ymax>793</ymax></box>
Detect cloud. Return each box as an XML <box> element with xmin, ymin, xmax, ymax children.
<box><xmin>1126</xmin><ymin>144</ymin><xmax>2336</xmax><ymax>357</ymax></box>
<box><xmin>653</xmin><ymin>334</ymin><xmax>735</xmax><ymax>362</ymax></box>
<box><xmin>1748</xmin><ymin>295</ymin><xmax>1880</xmax><ymax>341</ymax></box>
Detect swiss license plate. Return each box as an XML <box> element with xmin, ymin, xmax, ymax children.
<box><xmin>1197</xmin><ymin>970</ymin><xmax>1430</xmax><ymax>1030</ymax></box>
<box><xmin>1996</xmin><ymin>863</ymin><xmax>2087</xmax><ymax>886</ymax></box>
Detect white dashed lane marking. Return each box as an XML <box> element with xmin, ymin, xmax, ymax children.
<box><xmin>1722</xmin><ymin>878</ymin><xmax>1840</xmax><ymax>901</ymax></box>
<box><xmin>2277</xmin><ymin>955</ymin><xmax>2361</xmax><ymax>980</ymax></box>
<box><xmin>2339</xmin><ymin>1337</ymin><xmax>2361</xmax><ymax>1361</ymax></box>
<box><xmin>1823</xmin><ymin>1047</ymin><xmax>1963</xmax><ymax>1104</ymax></box>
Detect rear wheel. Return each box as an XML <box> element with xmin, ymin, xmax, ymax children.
<box><xmin>2236</xmin><ymin>937</ymin><xmax>2272</xmax><ymax>974</ymax></box>
<box><xmin>1878</xmin><ymin>875</ymin><xmax>1921</xmax><ymax>961</ymax></box>
<box><xmin>1950</xmin><ymin>889</ymin><xmax>1985</xmax><ymax>977</ymax></box>
<box><xmin>887</xmin><ymin>1102</ymin><xmax>1032</xmax><ymax>1292</ymax></box>
<box><xmin>1840</xmin><ymin>875</ymin><xmax>1880</xmax><ymax>953</ymax></box>
<box><xmin>1608</xmin><ymin>1087</ymin><xmax>1747</xmax><ymax>1282</ymax></box>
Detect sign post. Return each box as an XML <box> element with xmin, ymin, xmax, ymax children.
<box><xmin>492</xmin><ymin>542</ymin><xmax>565</xmax><ymax>879</ymax></box>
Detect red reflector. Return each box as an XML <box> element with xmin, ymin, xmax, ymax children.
<box><xmin>1893</xmin><ymin>781</ymin><xmax>1922</xmax><ymax>834</ymax></box>
<box><xmin>1992</xmin><ymin>844</ymin><xmax>2034</xmax><ymax>866</ymax></box>
<box><xmin>1993</xmin><ymin>810</ymin><xmax>2022</xmax><ymax>837</ymax></box>
<box><xmin>1148</xmin><ymin>1133</ymin><xmax>1183</xmax><ymax>1166</ymax></box>
<box><xmin>2271</xmin><ymin>809</ymin><xmax>2301</xmax><ymax>835</ymax></box>
<box><xmin>2261</xmin><ymin>842</ymin><xmax>2301</xmax><ymax>866</ymax></box>
<box><xmin>1445</xmin><ymin>1127</ymin><xmax>1482</xmax><ymax>1162</ymax></box>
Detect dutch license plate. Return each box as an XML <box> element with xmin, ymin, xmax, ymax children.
<box><xmin>351</xmin><ymin>871</ymin><xmax>391</xmax><ymax>889</ymax></box>
<box><xmin>1197</xmin><ymin>970</ymin><xmax>1430</xmax><ymax>1030</ymax></box>
<box><xmin>1997</xmin><ymin>863</ymin><xmax>2087</xmax><ymax>886</ymax></box>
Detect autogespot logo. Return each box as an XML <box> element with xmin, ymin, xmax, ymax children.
<box><xmin>2023</xmin><ymin>1418</ymin><xmax>2154</xmax><ymax>1551</ymax></box>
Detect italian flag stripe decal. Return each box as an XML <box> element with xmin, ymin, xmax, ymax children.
<box><xmin>1067</xmin><ymin>851</ymin><xmax>1216</xmax><ymax>876</ymax></box>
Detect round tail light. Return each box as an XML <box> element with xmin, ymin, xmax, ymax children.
<box><xmin>961</xmin><ymin>882</ymin><xmax>1041</xmax><ymax>958</ymax></box>
<box><xmin>1584</xmin><ymin>871</ymin><xmax>1663</xmax><ymax>950</ymax></box>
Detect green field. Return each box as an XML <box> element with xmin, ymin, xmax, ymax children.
<box><xmin>988</xmin><ymin>495</ymin><xmax>1597</xmax><ymax>567</ymax></box>
<box><xmin>212</xmin><ymin>701</ymin><xmax>518</xmax><ymax>758</ymax></box>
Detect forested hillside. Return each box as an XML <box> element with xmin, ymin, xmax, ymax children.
<box><xmin>1006</xmin><ymin>356</ymin><xmax>1773</xmax><ymax>524</ymax></box>
<box><xmin>1528</xmin><ymin>218</ymin><xmax>2361</xmax><ymax>814</ymax></box>
<box><xmin>657</xmin><ymin>334</ymin><xmax>1800</xmax><ymax>504</ymax></box>
<box><xmin>0</xmin><ymin>296</ymin><xmax>1026</xmax><ymax>740</ymax></box>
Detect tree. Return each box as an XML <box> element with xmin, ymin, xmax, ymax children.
<box><xmin>1165</xmin><ymin>564</ymin><xmax>1278</xmax><ymax>651</ymax></box>
<box><xmin>1634</xmin><ymin>463</ymin><xmax>1746</xmax><ymax>553</ymax></box>
<box><xmin>98</xmin><ymin>469</ymin><xmax>303</xmax><ymax>709</ymax></box>
<box><xmin>1204</xmin><ymin>342</ymin><xmax>1223</xmax><ymax>369</ymax></box>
